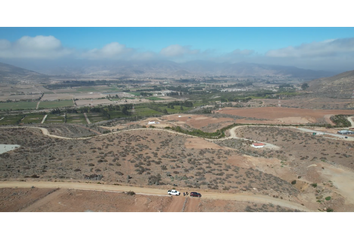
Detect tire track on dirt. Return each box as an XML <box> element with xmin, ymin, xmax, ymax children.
<box><xmin>18</xmin><ymin>188</ymin><xmax>60</xmax><ymax>212</ymax></box>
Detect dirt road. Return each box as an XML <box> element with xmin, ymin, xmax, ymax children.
<box><xmin>83</xmin><ymin>113</ymin><xmax>91</xmax><ymax>124</ymax></box>
<box><xmin>41</xmin><ymin>114</ymin><xmax>47</xmax><ymax>124</ymax></box>
<box><xmin>348</xmin><ymin>116</ymin><xmax>354</xmax><ymax>128</ymax></box>
<box><xmin>0</xmin><ymin>181</ymin><xmax>311</xmax><ymax>211</ymax></box>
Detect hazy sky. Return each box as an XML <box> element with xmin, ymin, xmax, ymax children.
<box><xmin>1</xmin><ymin>27</ymin><xmax>354</xmax><ymax>72</ymax></box>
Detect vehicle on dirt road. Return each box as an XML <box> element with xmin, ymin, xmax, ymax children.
<box><xmin>190</xmin><ymin>192</ymin><xmax>202</xmax><ymax>197</ymax></box>
<box><xmin>168</xmin><ymin>189</ymin><xmax>180</xmax><ymax>196</ymax></box>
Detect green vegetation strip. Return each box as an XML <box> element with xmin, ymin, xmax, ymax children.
<box><xmin>0</xmin><ymin>101</ymin><xmax>37</xmax><ymax>110</ymax></box>
<box><xmin>38</xmin><ymin>100</ymin><xmax>74</xmax><ymax>109</ymax></box>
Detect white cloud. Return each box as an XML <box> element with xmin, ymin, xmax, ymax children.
<box><xmin>266</xmin><ymin>38</ymin><xmax>354</xmax><ymax>58</ymax></box>
<box><xmin>82</xmin><ymin>42</ymin><xmax>134</xmax><ymax>59</ymax></box>
<box><xmin>0</xmin><ymin>39</ymin><xmax>11</xmax><ymax>50</ymax></box>
<box><xmin>0</xmin><ymin>35</ymin><xmax>71</xmax><ymax>59</ymax></box>
<box><xmin>160</xmin><ymin>44</ymin><xmax>199</xmax><ymax>57</ymax></box>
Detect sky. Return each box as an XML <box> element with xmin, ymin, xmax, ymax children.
<box><xmin>1</xmin><ymin>27</ymin><xmax>354</xmax><ymax>72</ymax></box>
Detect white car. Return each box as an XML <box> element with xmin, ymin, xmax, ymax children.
<box><xmin>168</xmin><ymin>189</ymin><xmax>180</xmax><ymax>196</ymax></box>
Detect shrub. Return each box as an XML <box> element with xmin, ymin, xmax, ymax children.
<box><xmin>325</xmin><ymin>196</ymin><xmax>331</xmax><ymax>201</ymax></box>
<box><xmin>126</xmin><ymin>191</ymin><xmax>135</xmax><ymax>196</ymax></box>
<box><xmin>326</xmin><ymin>208</ymin><xmax>334</xmax><ymax>212</ymax></box>
<box><xmin>291</xmin><ymin>180</ymin><xmax>296</xmax><ymax>185</ymax></box>
<box><xmin>311</xmin><ymin>183</ymin><xmax>317</xmax><ymax>188</ymax></box>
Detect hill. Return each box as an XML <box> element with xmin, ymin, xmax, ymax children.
<box><xmin>0</xmin><ymin>62</ymin><xmax>49</xmax><ymax>84</ymax></box>
<box><xmin>308</xmin><ymin>70</ymin><xmax>354</xmax><ymax>98</ymax></box>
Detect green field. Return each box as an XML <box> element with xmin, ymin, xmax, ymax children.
<box><xmin>38</xmin><ymin>100</ymin><xmax>74</xmax><ymax>109</ymax></box>
<box><xmin>74</xmin><ymin>87</ymin><xmax>98</xmax><ymax>92</ymax></box>
<box><xmin>86</xmin><ymin>113</ymin><xmax>110</xmax><ymax>123</ymax></box>
<box><xmin>133</xmin><ymin>107</ymin><xmax>162</xmax><ymax>117</ymax></box>
<box><xmin>45</xmin><ymin>114</ymin><xmax>65</xmax><ymax>123</ymax></box>
<box><xmin>0</xmin><ymin>115</ymin><xmax>24</xmax><ymax>125</ymax></box>
<box><xmin>66</xmin><ymin>113</ymin><xmax>87</xmax><ymax>124</ymax></box>
<box><xmin>164</xmin><ymin>106</ymin><xmax>192</xmax><ymax>114</ymax></box>
<box><xmin>147</xmin><ymin>97</ymin><xmax>164</xmax><ymax>101</ymax></box>
<box><xmin>21</xmin><ymin>113</ymin><xmax>46</xmax><ymax>124</ymax></box>
<box><xmin>0</xmin><ymin>101</ymin><xmax>37</xmax><ymax>110</ymax></box>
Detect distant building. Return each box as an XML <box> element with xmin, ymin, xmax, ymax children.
<box><xmin>251</xmin><ymin>143</ymin><xmax>265</xmax><ymax>148</ymax></box>
<box><xmin>337</xmin><ymin>130</ymin><xmax>354</xmax><ymax>134</ymax></box>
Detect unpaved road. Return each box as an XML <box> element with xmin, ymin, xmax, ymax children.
<box><xmin>41</xmin><ymin>114</ymin><xmax>47</xmax><ymax>124</ymax></box>
<box><xmin>0</xmin><ymin>181</ymin><xmax>310</xmax><ymax>211</ymax></box>
<box><xmin>83</xmin><ymin>113</ymin><xmax>91</xmax><ymax>124</ymax></box>
<box><xmin>348</xmin><ymin>116</ymin><xmax>354</xmax><ymax>128</ymax></box>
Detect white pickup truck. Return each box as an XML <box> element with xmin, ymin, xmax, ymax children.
<box><xmin>168</xmin><ymin>189</ymin><xmax>180</xmax><ymax>196</ymax></box>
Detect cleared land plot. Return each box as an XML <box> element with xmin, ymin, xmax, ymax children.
<box><xmin>0</xmin><ymin>144</ymin><xmax>20</xmax><ymax>154</ymax></box>
<box><xmin>217</xmin><ymin>107</ymin><xmax>354</xmax><ymax>125</ymax></box>
<box><xmin>45</xmin><ymin>114</ymin><xmax>65</xmax><ymax>123</ymax></box>
<box><xmin>76</xmin><ymin>99</ymin><xmax>112</xmax><ymax>107</ymax></box>
<box><xmin>38</xmin><ymin>100</ymin><xmax>74</xmax><ymax>109</ymax></box>
<box><xmin>162</xmin><ymin>114</ymin><xmax>235</xmax><ymax>132</ymax></box>
<box><xmin>21</xmin><ymin>113</ymin><xmax>46</xmax><ymax>124</ymax></box>
<box><xmin>41</xmin><ymin>94</ymin><xmax>73</xmax><ymax>101</ymax></box>
<box><xmin>0</xmin><ymin>187</ymin><xmax>295</xmax><ymax>212</ymax></box>
<box><xmin>0</xmin><ymin>101</ymin><xmax>37</xmax><ymax>110</ymax></box>
<box><xmin>73</xmin><ymin>93</ymin><xmax>107</xmax><ymax>100</ymax></box>
<box><xmin>0</xmin><ymin>94</ymin><xmax>42</xmax><ymax>101</ymax></box>
<box><xmin>66</xmin><ymin>113</ymin><xmax>86</xmax><ymax>124</ymax></box>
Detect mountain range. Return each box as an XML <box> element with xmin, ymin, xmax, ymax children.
<box><xmin>0</xmin><ymin>62</ymin><xmax>49</xmax><ymax>84</ymax></box>
<box><xmin>0</xmin><ymin>60</ymin><xmax>336</xmax><ymax>81</ymax></box>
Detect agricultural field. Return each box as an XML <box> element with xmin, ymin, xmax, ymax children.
<box><xmin>0</xmin><ymin>115</ymin><xmax>24</xmax><ymax>125</ymax></box>
<box><xmin>21</xmin><ymin>113</ymin><xmax>46</xmax><ymax>124</ymax></box>
<box><xmin>133</xmin><ymin>107</ymin><xmax>162</xmax><ymax>117</ymax></box>
<box><xmin>66</xmin><ymin>113</ymin><xmax>87</xmax><ymax>124</ymax></box>
<box><xmin>76</xmin><ymin>99</ymin><xmax>112</xmax><ymax>107</ymax></box>
<box><xmin>85</xmin><ymin>112</ymin><xmax>108</xmax><ymax>123</ymax></box>
<box><xmin>147</xmin><ymin>97</ymin><xmax>164</xmax><ymax>101</ymax></box>
<box><xmin>45</xmin><ymin>114</ymin><xmax>65</xmax><ymax>124</ymax></box>
<box><xmin>0</xmin><ymin>94</ymin><xmax>42</xmax><ymax>102</ymax></box>
<box><xmin>38</xmin><ymin>100</ymin><xmax>74</xmax><ymax>109</ymax></box>
<box><xmin>0</xmin><ymin>101</ymin><xmax>37</xmax><ymax>110</ymax></box>
<box><xmin>41</xmin><ymin>93</ymin><xmax>74</xmax><ymax>101</ymax></box>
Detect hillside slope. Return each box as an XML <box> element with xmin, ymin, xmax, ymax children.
<box><xmin>308</xmin><ymin>70</ymin><xmax>354</xmax><ymax>98</ymax></box>
<box><xmin>0</xmin><ymin>62</ymin><xmax>49</xmax><ymax>84</ymax></box>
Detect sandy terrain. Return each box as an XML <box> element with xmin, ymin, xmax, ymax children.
<box><xmin>0</xmin><ymin>182</ymin><xmax>309</xmax><ymax>212</ymax></box>
<box><xmin>216</xmin><ymin>107</ymin><xmax>354</xmax><ymax>125</ymax></box>
<box><xmin>76</xmin><ymin>99</ymin><xmax>113</xmax><ymax>107</ymax></box>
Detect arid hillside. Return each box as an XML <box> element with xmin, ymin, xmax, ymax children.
<box><xmin>308</xmin><ymin>70</ymin><xmax>354</xmax><ymax>98</ymax></box>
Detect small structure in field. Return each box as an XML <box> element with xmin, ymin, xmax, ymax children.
<box><xmin>251</xmin><ymin>143</ymin><xmax>265</xmax><ymax>148</ymax></box>
<box><xmin>148</xmin><ymin>121</ymin><xmax>156</xmax><ymax>125</ymax></box>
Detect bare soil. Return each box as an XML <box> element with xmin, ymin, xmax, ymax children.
<box><xmin>216</xmin><ymin>107</ymin><xmax>354</xmax><ymax>125</ymax></box>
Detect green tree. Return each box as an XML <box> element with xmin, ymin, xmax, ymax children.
<box><xmin>301</xmin><ymin>83</ymin><xmax>309</xmax><ymax>90</ymax></box>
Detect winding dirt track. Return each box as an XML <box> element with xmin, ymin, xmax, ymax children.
<box><xmin>0</xmin><ymin>181</ymin><xmax>311</xmax><ymax>212</ymax></box>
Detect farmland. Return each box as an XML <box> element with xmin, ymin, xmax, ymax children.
<box><xmin>0</xmin><ymin>101</ymin><xmax>37</xmax><ymax>110</ymax></box>
<box><xmin>38</xmin><ymin>100</ymin><xmax>74</xmax><ymax>109</ymax></box>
